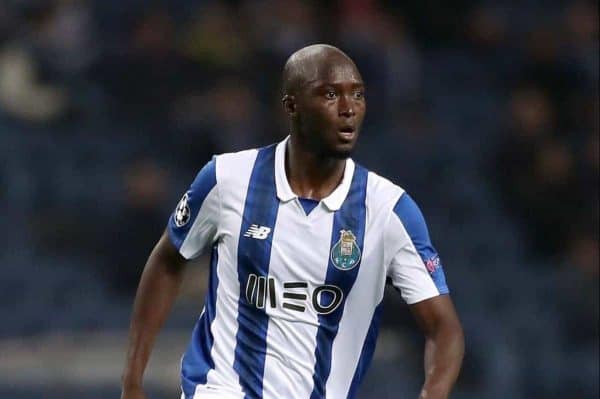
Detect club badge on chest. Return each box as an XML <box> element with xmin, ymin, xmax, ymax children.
<box><xmin>331</xmin><ymin>229</ymin><xmax>361</xmax><ymax>270</ymax></box>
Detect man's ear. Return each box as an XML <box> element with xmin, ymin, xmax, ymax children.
<box><xmin>282</xmin><ymin>94</ymin><xmax>296</xmax><ymax>116</ymax></box>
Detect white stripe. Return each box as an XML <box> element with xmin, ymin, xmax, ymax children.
<box><xmin>325</xmin><ymin>198</ymin><xmax>387</xmax><ymax>397</ymax></box>
<box><xmin>201</xmin><ymin>149</ymin><xmax>258</xmax><ymax>393</ymax></box>
<box><xmin>261</xmin><ymin>202</ymin><xmax>335</xmax><ymax>399</ymax></box>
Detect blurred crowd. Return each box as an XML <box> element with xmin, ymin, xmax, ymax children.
<box><xmin>0</xmin><ymin>0</ymin><xmax>597</xmax><ymax>398</ymax></box>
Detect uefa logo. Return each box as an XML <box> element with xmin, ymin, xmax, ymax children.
<box><xmin>174</xmin><ymin>192</ymin><xmax>191</xmax><ymax>227</ymax></box>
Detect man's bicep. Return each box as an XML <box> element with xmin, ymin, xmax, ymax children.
<box><xmin>167</xmin><ymin>158</ymin><xmax>219</xmax><ymax>260</ymax></box>
<box><xmin>153</xmin><ymin>229</ymin><xmax>187</xmax><ymax>266</ymax></box>
<box><xmin>387</xmin><ymin>193</ymin><xmax>449</xmax><ymax>304</ymax></box>
<box><xmin>409</xmin><ymin>295</ymin><xmax>460</xmax><ymax>336</ymax></box>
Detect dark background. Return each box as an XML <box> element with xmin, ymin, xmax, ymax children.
<box><xmin>0</xmin><ymin>0</ymin><xmax>597</xmax><ymax>398</ymax></box>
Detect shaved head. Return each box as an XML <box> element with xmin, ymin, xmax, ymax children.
<box><xmin>282</xmin><ymin>44</ymin><xmax>359</xmax><ymax>95</ymax></box>
<box><xmin>281</xmin><ymin>44</ymin><xmax>366</xmax><ymax>160</ymax></box>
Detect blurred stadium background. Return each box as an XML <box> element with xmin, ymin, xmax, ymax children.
<box><xmin>0</xmin><ymin>0</ymin><xmax>597</xmax><ymax>398</ymax></box>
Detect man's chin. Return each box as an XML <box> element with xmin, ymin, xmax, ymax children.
<box><xmin>327</xmin><ymin>144</ymin><xmax>354</xmax><ymax>160</ymax></box>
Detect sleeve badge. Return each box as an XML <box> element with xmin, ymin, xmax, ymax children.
<box><xmin>174</xmin><ymin>192</ymin><xmax>191</xmax><ymax>227</ymax></box>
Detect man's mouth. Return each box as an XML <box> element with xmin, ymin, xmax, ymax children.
<box><xmin>338</xmin><ymin>126</ymin><xmax>355</xmax><ymax>140</ymax></box>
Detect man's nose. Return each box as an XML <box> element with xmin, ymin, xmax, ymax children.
<box><xmin>338</xmin><ymin>95</ymin><xmax>355</xmax><ymax>117</ymax></box>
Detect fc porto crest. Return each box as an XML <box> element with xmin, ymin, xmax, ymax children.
<box><xmin>174</xmin><ymin>192</ymin><xmax>191</xmax><ymax>227</ymax></box>
<box><xmin>331</xmin><ymin>230</ymin><xmax>361</xmax><ymax>270</ymax></box>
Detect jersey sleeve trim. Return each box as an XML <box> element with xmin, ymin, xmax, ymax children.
<box><xmin>392</xmin><ymin>193</ymin><xmax>449</xmax><ymax>295</ymax></box>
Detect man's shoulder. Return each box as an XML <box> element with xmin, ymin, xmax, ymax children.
<box><xmin>207</xmin><ymin>146</ymin><xmax>261</xmax><ymax>180</ymax></box>
<box><xmin>209</xmin><ymin>144</ymin><xmax>275</xmax><ymax>192</ymax></box>
<box><xmin>213</xmin><ymin>146</ymin><xmax>261</xmax><ymax>166</ymax></box>
<box><xmin>362</xmin><ymin>166</ymin><xmax>406</xmax><ymax>204</ymax></box>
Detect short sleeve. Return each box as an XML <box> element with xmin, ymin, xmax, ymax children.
<box><xmin>386</xmin><ymin>193</ymin><xmax>449</xmax><ymax>304</ymax></box>
<box><xmin>167</xmin><ymin>158</ymin><xmax>220</xmax><ymax>259</ymax></box>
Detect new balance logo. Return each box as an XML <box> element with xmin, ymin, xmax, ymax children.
<box><xmin>243</xmin><ymin>224</ymin><xmax>271</xmax><ymax>240</ymax></box>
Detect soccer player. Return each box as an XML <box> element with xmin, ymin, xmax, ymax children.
<box><xmin>121</xmin><ymin>44</ymin><xmax>464</xmax><ymax>399</ymax></box>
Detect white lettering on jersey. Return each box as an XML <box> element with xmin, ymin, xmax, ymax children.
<box><xmin>243</xmin><ymin>224</ymin><xmax>271</xmax><ymax>240</ymax></box>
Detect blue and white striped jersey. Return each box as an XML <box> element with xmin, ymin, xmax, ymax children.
<box><xmin>168</xmin><ymin>137</ymin><xmax>449</xmax><ymax>399</ymax></box>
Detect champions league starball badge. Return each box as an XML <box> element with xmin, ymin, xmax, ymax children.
<box><xmin>331</xmin><ymin>230</ymin><xmax>361</xmax><ymax>270</ymax></box>
<box><xmin>174</xmin><ymin>192</ymin><xmax>191</xmax><ymax>227</ymax></box>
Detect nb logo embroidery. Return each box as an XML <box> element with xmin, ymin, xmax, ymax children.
<box><xmin>244</xmin><ymin>224</ymin><xmax>271</xmax><ymax>240</ymax></box>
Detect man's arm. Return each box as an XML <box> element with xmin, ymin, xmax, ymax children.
<box><xmin>410</xmin><ymin>295</ymin><xmax>464</xmax><ymax>399</ymax></box>
<box><xmin>121</xmin><ymin>230</ymin><xmax>187</xmax><ymax>399</ymax></box>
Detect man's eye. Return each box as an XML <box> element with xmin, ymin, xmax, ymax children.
<box><xmin>325</xmin><ymin>91</ymin><xmax>337</xmax><ymax>99</ymax></box>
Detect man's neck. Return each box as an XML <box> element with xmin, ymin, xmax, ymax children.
<box><xmin>285</xmin><ymin>135</ymin><xmax>347</xmax><ymax>200</ymax></box>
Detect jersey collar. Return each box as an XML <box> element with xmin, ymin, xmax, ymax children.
<box><xmin>274</xmin><ymin>136</ymin><xmax>355</xmax><ymax>212</ymax></box>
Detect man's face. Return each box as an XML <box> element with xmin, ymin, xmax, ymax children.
<box><xmin>293</xmin><ymin>60</ymin><xmax>366</xmax><ymax>159</ymax></box>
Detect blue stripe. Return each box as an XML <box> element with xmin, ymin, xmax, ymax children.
<box><xmin>299</xmin><ymin>197</ymin><xmax>320</xmax><ymax>215</ymax></box>
<box><xmin>347</xmin><ymin>301</ymin><xmax>383</xmax><ymax>399</ymax></box>
<box><xmin>181</xmin><ymin>245</ymin><xmax>219</xmax><ymax>398</ymax></box>
<box><xmin>168</xmin><ymin>158</ymin><xmax>217</xmax><ymax>250</ymax></box>
<box><xmin>393</xmin><ymin>193</ymin><xmax>449</xmax><ymax>294</ymax></box>
<box><xmin>310</xmin><ymin>165</ymin><xmax>369</xmax><ymax>399</ymax></box>
<box><xmin>234</xmin><ymin>145</ymin><xmax>279</xmax><ymax>399</ymax></box>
